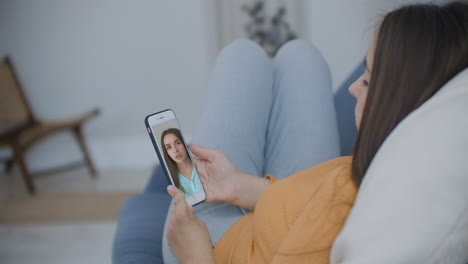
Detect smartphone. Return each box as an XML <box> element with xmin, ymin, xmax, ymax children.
<box><xmin>145</xmin><ymin>109</ymin><xmax>206</xmax><ymax>206</ymax></box>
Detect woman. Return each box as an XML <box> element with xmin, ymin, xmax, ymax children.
<box><xmin>164</xmin><ymin>2</ymin><xmax>468</xmax><ymax>263</ymax></box>
<box><xmin>161</xmin><ymin>128</ymin><xmax>203</xmax><ymax>197</ymax></box>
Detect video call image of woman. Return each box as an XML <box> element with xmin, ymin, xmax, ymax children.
<box><xmin>161</xmin><ymin>128</ymin><xmax>203</xmax><ymax>197</ymax></box>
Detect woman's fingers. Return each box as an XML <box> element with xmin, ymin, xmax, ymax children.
<box><xmin>189</xmin><ymin>144</ymin><xmax>217</xmax><ymax>161</ymax></box>
<box><xmin>188</xmin><ymin>206</ymin><xmax>195</xmax><ymax>218</ymax></box>
<box><xmin>193</xmin><ymin>158</ymin><xmax>203</xmax><ymax>172</ymax></box>
<box><xmin>167</xmin><ymin>185</ymin><xmax>190</xmax><ymax>216</ymax></box>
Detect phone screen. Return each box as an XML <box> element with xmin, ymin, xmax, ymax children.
<box><xmin>148</xmin><ymin>112</ymin><xmax>205</xmax><ymax>202</ymax></box>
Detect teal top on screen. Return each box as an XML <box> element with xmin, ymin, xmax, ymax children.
<box><xmin>178</xmin><ymin>167</ymin><xmax>203</xmax><ymax>197</ymax></box>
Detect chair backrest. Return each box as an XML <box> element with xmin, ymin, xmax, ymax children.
<box><xmin>0</xmin><ymin>57</ymin><xmax>34</xmax><ymax>135</ymax></box>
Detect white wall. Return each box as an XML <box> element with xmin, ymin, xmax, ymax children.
<box><xmin>302</xmin><ymin>0</ymin><xmax>451</xmax><ymax>91</ymax></box>
<box><xmin>0</xmin><ymin>0</ymin><xmax>216</xmax><ymax>170</ymax></box>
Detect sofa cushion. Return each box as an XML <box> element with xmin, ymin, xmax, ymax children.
<box><xmin>331</xmin><ymin>68</ymin><xmax>468</xmax><ymax>264</ymax></box>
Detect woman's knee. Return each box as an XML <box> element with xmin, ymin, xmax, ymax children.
<box><xmin>274</xmin><ymin>39</ymin><xmax>329</xmax><ymax>72</ymax></box>
<box><xmin>215</xmin><ymin>39</ymin><xmax>271</xmax><ymax>72</ymax></box>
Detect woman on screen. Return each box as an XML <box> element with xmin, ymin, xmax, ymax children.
<box><xmin>161</xmin><ymin>128</ymin><xmax>203</xmax><ymax>197</ymax></box>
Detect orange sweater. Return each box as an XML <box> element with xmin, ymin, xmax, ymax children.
<box><xmin>213</xmin><ymin>157</ymin><xmax>356</xmax><ymax>264</ymax></box>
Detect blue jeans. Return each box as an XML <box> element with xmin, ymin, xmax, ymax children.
<box><xmin>162</xmin><ymin>39</ymin><xmax>341</xmax><ymax>263</ymax></box>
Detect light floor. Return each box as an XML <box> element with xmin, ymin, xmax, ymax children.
<box><xmin>0</xmin><ymin>165</ymin><xmax>152</xmax><ymax>264</ymax></box>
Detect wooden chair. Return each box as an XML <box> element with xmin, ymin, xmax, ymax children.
<box><xmin>0</xmin><ymin>56</ymin><xmax>99</xmax><ymax>194</ymax></box>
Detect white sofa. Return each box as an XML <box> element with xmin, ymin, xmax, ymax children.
<box><xmin>331</xmin><ymin>69</ymin><xmax>468</xmax><ymax>263</ymax></box>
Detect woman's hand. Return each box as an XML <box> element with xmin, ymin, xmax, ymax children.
<box><xmin>166</xmin><ymin>185</ymin><xmax>214</xmax><ymax>264</ymax></box>
<box><xmin>190</xmin><ymin>144</ymin><xmax>242</xmax><ymax>204</ymax></box>
<box><xmin>190</xmin><ymin>144</ymin><xmax>270</xmax><ymax>210</ymax></box>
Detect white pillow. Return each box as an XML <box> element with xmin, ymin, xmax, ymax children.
<box><xmin>331</xmin><ymin>68</ymin><xmax>468</xmax><ymax>264</ymax></box>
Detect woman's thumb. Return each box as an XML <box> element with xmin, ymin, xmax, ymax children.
<box><xmin>189</xmin><ymin>144</ymin><xmax>216</xmax><ymax>161</ymax></box>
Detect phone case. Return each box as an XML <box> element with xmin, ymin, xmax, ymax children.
<box><xmin>144</xmin><ymin>109</ymin><xmax>174</xmax><ymax>186</ymax></box>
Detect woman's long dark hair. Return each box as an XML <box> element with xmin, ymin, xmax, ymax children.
<box><xmin>161</xmin><ymin>128</ymin><xmax>188</xmax><ymax>193</ymax></box>
<box><xmin>352</xmin><ymin>1</ymin><xmax>468</xmax><ymax>187</ymax></box>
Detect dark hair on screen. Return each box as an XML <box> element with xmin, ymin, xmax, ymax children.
<box><xmin>352</xmin><ymin>1</ymin><xmax>468</xmax><ymax>187</ymax></box>
<box><xmin>161</xmin><ymin>128</ymin><xmax>188</xmax><ymax>194</ymax></box>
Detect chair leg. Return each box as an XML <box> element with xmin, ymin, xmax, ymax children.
<box><xmin>73</xmin><ymin>126</ymin><xmax>97</xmax><ymax>177</ymax></box>
<box><xmin>12</xmin><ymin>144</ymin><xmax>36</xmax><ymax>195</ymax></box>
<box><xmin>5</xmin><ymin>158</ymin><xmax>15</xmax><ymax>173</ymax></box>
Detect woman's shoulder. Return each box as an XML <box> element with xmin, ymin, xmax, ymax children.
<box><xmin>252</xmin><ymin>156</ymin><xmax>356</xmax><ymax>261</ymax></box>
<box><xmin>304</xmin><ymin>156</ymin><xmax>353</xmax><ymax>175</ymax></box>
<box><xmin>261</xmin><ymin>157</ymin><xmax>356</xmax><ymax>259</ymax></box>
<box><xmin>281</xmin><ymin>156</ymin><xmax>353</xmax><ymax>185</ymax></box>
<box><xmin>256</xmin><ymin>156</ymin><xmax>355</xmax><ymax>224</ymax></box>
